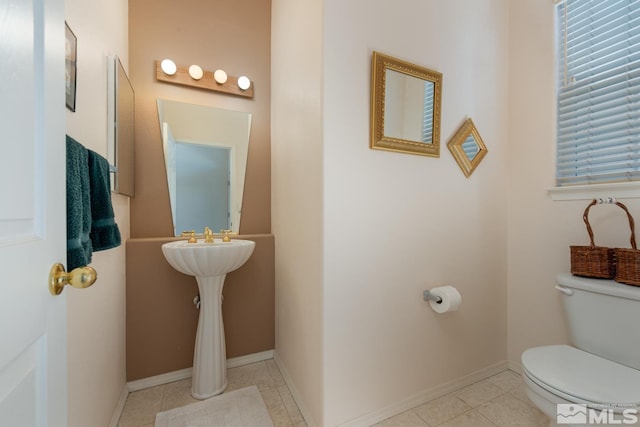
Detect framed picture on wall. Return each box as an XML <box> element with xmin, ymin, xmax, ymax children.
<box><xmin>65</xmin><ymin>22</ymin><xmax>77</xmax><ymax>112</ymax></box>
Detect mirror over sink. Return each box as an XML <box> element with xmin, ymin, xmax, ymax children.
<box><xmin>157</xmin><ymin>99</ymin><xmax>252</xmax><ymax>236</ymax></box>
<box><xmin>370</xmin><ymin>51</ymin><xmax>443</xmax><ymax>157</ymax></box>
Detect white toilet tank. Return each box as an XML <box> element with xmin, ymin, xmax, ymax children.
<box><xmin>557</xmin><ymin>273</ymin><xmax>640</xmax><ymax>370</ymax></box>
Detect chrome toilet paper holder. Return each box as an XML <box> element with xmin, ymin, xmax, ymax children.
<box><xmin>423</xmin><ymin>290</ymin><xmax>443</xmax><ymax>304</ymax></box>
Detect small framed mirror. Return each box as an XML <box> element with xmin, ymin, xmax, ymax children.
<box><xmin>370</xmin><ymin>51</ymin><xmax>442</xmax><ymax>157</ymax></box>
<box><xmin>447</xmin><ymin>118</ymin><xmax>488</xmax><ymax>178</ymax></box>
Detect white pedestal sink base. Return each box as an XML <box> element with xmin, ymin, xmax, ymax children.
<box><xmin>191</xmin><ymin>274</ymin><xmax>227</xmax><ymax>400</ymax></box>
<box><xmin>160</xmin><ymin>239</ymin><xmax>256</xmax><ymax>400</ymax></box>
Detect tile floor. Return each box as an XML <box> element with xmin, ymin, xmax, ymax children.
<box><xmin>117</xmin><ymin>361</ymin><xmax>547</xmax><ymax>427</ymax></box>
<box><xmin>117</xmin><ymin>359</ymin><xmax>305</xmax><ymax>427</ymax></box>
<box><xmin>374</xmin><ymin>370</ymin><xmax>548</xmax><ymax>427</ymax></box>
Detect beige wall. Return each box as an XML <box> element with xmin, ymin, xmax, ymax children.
<box><xmin>273</xmin><ymin>0</ymin><xmax>510</xmax><ymax>425</ymax></box>
<box><xmin>126</xmin><ymin>0</ymin><xmax>274</xmax><ymax>380</ymax></box>
<box><xmin>271</xmin><ymin>0</ymin><xmax>325</xmax><ymax>425</ymax></box>
<box><xmin>129</xmin><ymin>0</ymin><xmax>271</xmax><ymax>238</ymax></box>
<box><xmin>126</xmin><ymin>235</ymin><xmax>274</xmax><ymax>380</ymax></box>
<box><xmin>506</xmin><ymin>0</ymin><xmax>640</xmax><ymax>367</ymax></box>
<box><xmin>322</xmin><ymin>0</ymin><xmax>509</xmax><ymax>425</ymax></box>
<box><xmin>65</xmin><ymin>0</ymin><xmax>129</xmax><ymax>425</ymax></box>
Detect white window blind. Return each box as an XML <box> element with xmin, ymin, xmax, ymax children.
<box><xmin>422</xmin><ymin>82</ymin><xmax>434</xmax><ymax>143</ymax></box>
<box><xmin>556</xmin><ymin>0</ymin><xmax>640</xmax><ymax>186</ymax></box>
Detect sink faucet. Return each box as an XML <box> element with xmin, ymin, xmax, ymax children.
<box><xmin>220</xmin><ymin>229</ymin><xmax>232</xmax><ymax>243</ymax></box>
<box><xmin>204</xmin><ymin>227</ymin><xmax>214</xmax><ymax>243</ymax></box>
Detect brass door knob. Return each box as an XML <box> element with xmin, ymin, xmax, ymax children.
<box><xmin>49</xmin><ymin>263</ymin><xmax>97</xmax><ymax>296</ymax></box>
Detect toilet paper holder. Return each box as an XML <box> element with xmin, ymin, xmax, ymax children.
<box><xmin>423</xmin><ymin>290</ymin><xmax>443</xmax><ymax>304</ymax></box>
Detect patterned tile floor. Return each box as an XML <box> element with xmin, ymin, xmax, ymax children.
<box><xmin>117</xmin><ymin>362</ymin><xmax>547</xmax><ymax>427</ymax></box>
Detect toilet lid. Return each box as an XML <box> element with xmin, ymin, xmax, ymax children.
<box><xmin>522</xmin><ymin>345</ymin><xmax>640</xmax><ymax>407</ymax></box>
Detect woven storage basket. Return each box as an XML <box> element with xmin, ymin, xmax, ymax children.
<box><xmin>615</xmin><ymin>204</ymin><xmax>640</xmax><ymax>285</ymax></box>
<box><xmin>570</xmin><ymin>199</ymin><xmax>636</xmax><ymax>279</ymax></box>
<box><xmin>615</xmin><ymin>248</ymin><xmax>640</xmax><ymax>286</ymax></box>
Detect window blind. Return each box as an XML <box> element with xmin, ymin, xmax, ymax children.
<box><xmin>462</xmin><ymin>136</ymin><xmax>479</xmax><ymax>160</ymax></box>
<box><xmin>556</xmin><ymin>0</ymin><xmax>640</xmax><ymax>186</ymax></box>
<box><xmin>422</xmin><ymin>82</ymin><xmax>434</xmax><ymax>143</ymax></box>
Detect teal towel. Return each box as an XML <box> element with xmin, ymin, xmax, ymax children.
<box><xmin>88</xmin><ymin>149</ymin><xmax>121</xmax><ymax>251</ymax></box>
<box><xmin>66</xmin><ymin>135</ymin><xmax>92</xmax><ymax>270</ymax></box>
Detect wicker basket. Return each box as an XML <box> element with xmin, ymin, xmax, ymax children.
<box><xmin>570</xmin><ymin>199</ymin><xmax>636</xmax><ymax>280</ymax></box>
<box><xmin>615</xmin><ymin>248</ymin><xmax>640</xmax><ymax>286</ymax></box>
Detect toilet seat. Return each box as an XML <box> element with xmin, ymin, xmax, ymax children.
<box><xmin>522</xmin><ymin>345</ymin><xmax>640</xmax><ymax>410</ymax></box>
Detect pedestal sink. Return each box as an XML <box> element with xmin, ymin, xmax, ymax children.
<box><xmin>161</xmin><ymin>238</ymin><xmax>255</xmax><ymax>399</ymax></box>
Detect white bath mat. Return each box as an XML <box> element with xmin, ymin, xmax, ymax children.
<box><xmin>154</xmin><ymin>385</ymin><xmax>274</xmax><ymax>427</ymax></box>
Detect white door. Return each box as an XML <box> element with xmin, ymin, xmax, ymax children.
<box><xmin>0</xmin><ymin>0</ymin><xmax>68</xmax><ymax>425</ymax></box>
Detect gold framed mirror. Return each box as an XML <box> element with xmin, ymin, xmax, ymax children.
<box><xmin>370</xmin><ymin>51</ymin><xmax>442</xmax><ymax>157</ymax></box>
<box><xmin>447</xmin><ymin>118</ymin><xmax>488</xmax><ymax>178</ymax></box>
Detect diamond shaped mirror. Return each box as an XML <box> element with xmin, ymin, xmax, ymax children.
<box><xmin>447</xmin><ymin>118</ymin><xmax>488</xmax><ymax>178</ymax></box>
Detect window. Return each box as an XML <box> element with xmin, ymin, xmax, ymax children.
<box><xmin>555</xmin><ymin>0</ymin><xmax>640</xmax><ymax>186</ymax></box>
<box><xmin>422</xmin><ymin>82</ymin><xmax>434</xmax><ymax>143</ymax></box>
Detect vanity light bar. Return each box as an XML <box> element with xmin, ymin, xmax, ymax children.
<box><xmin>155</xmin><ymin>60</ymin><xmax>254</xmax><ymax>99</ymax></box>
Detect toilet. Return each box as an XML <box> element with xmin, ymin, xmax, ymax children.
<box><xmin>521</xmin><ymin>273</ymin><xmax>640</xmax><ymax>427</ymax></box>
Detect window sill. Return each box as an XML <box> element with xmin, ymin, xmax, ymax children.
<box><xmin>546</xmin><ymin>182</ymin><xmax>640</xmax><ymax>201</ymax></box>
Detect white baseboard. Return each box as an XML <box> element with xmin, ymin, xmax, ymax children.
<box><xmin>127</xmin><ymin>349</ymin><xmax>275</xmax><ymax>392</ymax></box>
<box><xmin>339</xmin><ymin>360</ymin><xmax>510</xmax><ymax>427</ymax></box>
<box><xmin>121</xmin><ymin>351</ymin><xmax>513</xmax><ymax>427</ymax></box>
<box><xmin>273</xmin><ymin>353</ymin><xmax>318</xmax><ymax>427</ymax></box>
<box><xmin>271</xmin><ymin>355</ymin><xmax>510</xmax><ymax>427</ymax></box>
<box><xmin>508</xmin><ymin>359</ymin><xmax>522</xmax><ymax>374</ymax></box>
<box><xmin>108</xmin><ymin>383</ymin><xmax>129</xmax><ymax>427</ymax></box>
<box><xmin>127</xmin><ymin>367</ymin><xmax>193</xmax><ymax>392</ymax></box>
<box><xmin>227</xmin><ymin>349</ymin><xmax>275</xmax><ymax>368</ymax></box>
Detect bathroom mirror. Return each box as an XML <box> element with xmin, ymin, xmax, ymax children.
<box><xmin>447</xmin><ymin>118</ymin><xmax>488</xmax><ymax>178</ymax></box>
<box><xmin>157</xmin><ymin>99</ymin><xmax>252</xmax><ymax>235</ymax></box>
<box><xmin>107</xmin><ymin>55</ymin><xmax>135</xmax><ymax>196</ymax></box>
<box><xmin>370</xmin><ymin>51</ymin><xmax>442</xmax><ymax>157</ymax></box>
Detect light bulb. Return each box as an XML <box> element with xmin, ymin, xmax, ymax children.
<box><xmin>213</xmin><ymin>69</ymin><xmax>228</xmax><ymax>84</ymax></box>
<box><xmin>160</xmin><ymin>59</ymin><xmax>177</xmax><ymax>76</ymax></box>
<box><xmin>188</xmin><ymin>64</ymin><xmax>203</xmax><ymax>80</ymax></box>
<box><xmin>237</xmin><ymin>75</ymin><xmax>251</xmax><ymax>90</ymax></box>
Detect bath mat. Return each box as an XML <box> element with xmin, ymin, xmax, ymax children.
<box><xmin>154</xmin><ymin>385</ymin><xmax>274</xmax><ymax>427</ymax></box>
